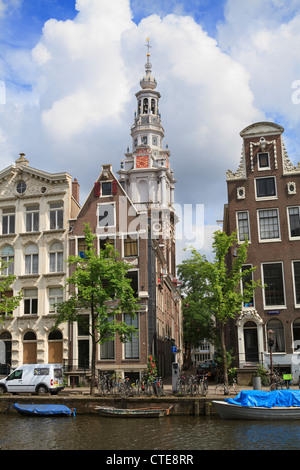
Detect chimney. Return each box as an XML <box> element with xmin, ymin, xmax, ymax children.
<box><xmin>72</xmin><ymin>178</ymin><xmax>80</xmax><ymax>203</ymax></box>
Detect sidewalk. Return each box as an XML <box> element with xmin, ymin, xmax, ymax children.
<box><xmin>62</xmin><ymin>381</ymin><xmax>300</xmax><ymax>396</ymax></box>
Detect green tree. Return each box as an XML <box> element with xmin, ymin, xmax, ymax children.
<box><xmin>0</xmin><ymin>259</ymin><xmax>22</xmax><ymax>321</ymax></box>
<box><xmin>178</xmin><ymin>231</ymin><xmax>262</xmax><ymax>387</ymax></box>
<box><xmin>208</xmin><ymin>231</ymin><xmax>262</xmax><ymax>387</ymax></box>
<box><xmin>177</xmin><ymin>251</ymin><xmax>215</xmax><ymax>363</ymax></box>
<box><xmin>54</xmin><ymin>224</ymin><xmax>139</xmax><ymax>395</ymax></box>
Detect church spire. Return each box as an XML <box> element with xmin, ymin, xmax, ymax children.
<box><xmin>118</xmin><ymin>41</ymin><xmax>176</xmax><ymax>211</ymax></box>
<box><xmin>140</xmin><ymin>38</ymin><xmax>157</xmax><ymax>91</ymax></box>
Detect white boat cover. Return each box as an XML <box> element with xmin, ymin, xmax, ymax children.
<box><xmin>226</xmin><ymin>390</ymin><xmax>300</xmax><ymax>408</ymax></box>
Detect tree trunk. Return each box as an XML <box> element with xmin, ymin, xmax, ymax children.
<box><xmin>90</xmin><ymin>304</ymin><xmax>96</xmax><ymax>396</ymax></box>
<box><xmin>220</xmin><ymin>323</ymin><xmax>228</xmax><ymax>387</ymax></box>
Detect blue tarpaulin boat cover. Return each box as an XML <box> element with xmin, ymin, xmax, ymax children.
<box><xmin>226</xmin><ymin>390</ymin><xmax>300</xmax><ymax>408</ymax></box>
<box><xmin>13</xmin><ymin>403</ymin><xmax>74</xmax><ymax>416</ymax></box>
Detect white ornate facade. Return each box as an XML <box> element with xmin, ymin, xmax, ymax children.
<box><xmin>0</xmin><ymin>153</ymin><xmax>80</xmax><ymax>369</ymax></box>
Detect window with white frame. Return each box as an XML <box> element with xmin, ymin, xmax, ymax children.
<box><xmin>101</xmin><ymin>181</ymin><xmax>112</xmax><ymax>196</ymax></box>
<box><xmin>49</xmin><ymin>202</ymin><xmax>63</xmax><ymax>230</ymax></box>
<box><xmin>292</xmin><ymin>319</ymin><xmax>300</xmax><ymax>351</ymax></box>
<box><xmin>288</xmin><ymin>207</ymin><xmax>300</xmax><ymax>238</ymax></box>
<box><xmin>2</xmin><ymin>207</ymin><xmax>15</xmax><ymax>234</ymax></box>
<box><xmin>255</xmin><ymin>176</ymin><xmax>276</xmax><ymax>198</ymax></box>
<box><xmin>25</xmin><ymin>244</ymin><xmax>39</xmax><ymax>274</ymax></box>
<box><xmin>98</xmin><ymin>203</ymin><xmax>115</xmax><ymax>228</ymax></box>
<box><xmin>1</xmin><ymin>245</ymin><xmax>14</xmax><ymax>275</ymax></box>
<box><xmin>267</xmin><ymin>319</ymin><xmax>285</xmax><ymax>352</ymax></box>
<box><xmin>124</xmin><ymin>314</ymin><xmax>139</xmax><ymax>359</ymax></box>
<box><xmin>26</xmin><ymin>205</ymin><xmax>39</xmax><ymax>232</ymax></box>
<box><xmin>126</xmin><ymin>270</ymin><xmax>138</xmax><ymax>297</ymax></box>
<box><xmin>100</xmin><ymin>317</ymin><xmax>115</xmax><ymax>359</ymax></box>
<box><xmin>237</xmin><ymin>211</ymin><xmax>250</xmax><ymax>242</ymax></box>
<box><xmin>124</xmin><ymin>233</ymin><xmax>138</xmax><ymax>257</ymax></box>
<box><xmin>262</xmin><ymin>262</ymin><xmax>285</xmax><ymax>306</ymax></box>
<box><xmin>258</xmin><ymin>209</ymin><xmax>280</xmax><ymax>240</ymax></box>
<box><xmin>99</xmin><ymin>236</ymin><xmax>115</xmax><ymax>252</ymax></box>
<box><xmin>292</xmin><ymin>261</ymin><xmax>300</xmax><ymax>306</ymax></box>
<box><xmin>49</xmin><ymin>287</ymin><xmax>63</xmax><ymax>313</ymax></box>
<box><xmin>49</xmin><ymin>242</ymin><xmax>63</xmax><ymax>272</ymax></box>
<box><xmin>242</xmin><ymin>264</ymin><xmax>254</xmax><ymax>308</ymax></box>
<box><xmin>257</xmin><ymin>152</ymin><xmax>270</xmax><ymax>170</ymax></box>
<box><xmin>24</xmin><ymin>288</ymin><xmax>38</xmax><ymax>314</ymax></box>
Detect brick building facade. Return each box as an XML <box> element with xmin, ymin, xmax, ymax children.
<box><xmin>67</xmin><ymin>47</ymin><xmax>182</xmax><ymax>382</ymax></box>
<box><xmin>224</xmin><ymin>121</ymin><xmax>300</xmax><ymax>381</ymax></box>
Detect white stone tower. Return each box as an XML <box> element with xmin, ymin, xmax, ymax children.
<box><xmin>118</xmin><ymin>39</ymin><xmax>176</xmax><ymax>213</ymax></box>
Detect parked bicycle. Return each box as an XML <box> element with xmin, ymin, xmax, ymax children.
<box><xmin>215</xmin><ymin>378</ymin><xmax>240</xmax><ymax>396</ymax></box>
<box><xmin>269</xmin><ymin>370</ymin><xmax>285</xmax><ymax>391</ymax></box>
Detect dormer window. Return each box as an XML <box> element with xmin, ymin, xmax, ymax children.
<box><xmin>258</xmin><ymin>152</ymin><xmax>270</xmax><ymax>170</ymax></box>
<box><xmin>101</xmin><ymin>182</ymin><xmax>112</xmax><ymax>196</ymax></box>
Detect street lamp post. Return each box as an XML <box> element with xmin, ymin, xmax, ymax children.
<box><xmin>268</xmin><ymin>329</ymin><xmax>274</xmax><ymax>387</ymax></box>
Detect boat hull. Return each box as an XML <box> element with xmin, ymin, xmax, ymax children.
<box><xmin>212</xmin><ymin>400</ymin><xmax>300</xmax><ymax>420</ymax></box>
<box><xmin>96</xmin><ymin>406</ymin><xmax>168</xmax><ymax>418</ymax></box>
<box><xmin>13</xmin><ymin>403</ymin><xmax>74</xmax><ymax>417</ymax></box>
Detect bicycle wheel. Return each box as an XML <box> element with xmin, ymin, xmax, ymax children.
<box><xmin>214</xmin><ymin>384</ymin><xmax>225</xmax><ymax>396</ymax></box>
<box><xmin>201</xmin><ymin>382</ymin><xmax>208</xmax><ymax>396</ymax></box>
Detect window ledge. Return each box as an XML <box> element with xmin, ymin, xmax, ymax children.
<box><xmin>43</xmin><ymin>272</ymin><xmax>65</xmax><ymax>278</ymax></box>
<box><xmin>19</xmin><ymin>274</ymin><xmax>40</xmax><ymax>279</ymax></box>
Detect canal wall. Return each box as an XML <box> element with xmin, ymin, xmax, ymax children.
<box><xmin>0</xmin><ymin>394</ymin><xmax>220</xmax><ymax>416</ymax></box>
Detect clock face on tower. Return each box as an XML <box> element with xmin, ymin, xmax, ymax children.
<box><xmin>136</xmin><ymin>155</ymin><xmax>149</xmax><ymax>168</ymax></box>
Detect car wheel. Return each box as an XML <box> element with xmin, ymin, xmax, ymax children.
<box><xmin>37</xmin><ymin>385</ymin><xmax>48</xmax><ymax>394</ymax></box>
<box><xmin>0</xmin><ymin>385</ymin><xmax>6</xmax><ymax>394</ymax></box>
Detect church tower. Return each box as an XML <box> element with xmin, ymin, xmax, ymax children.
<box><xmin>118</xmin><ymin>42</ymin><xmax>181</xmax><ymax>374</ymax></box>
<box><xmin>118</xmin><ymin>40</ymin><xmax>176</xmax><ymax>213</ymax></box>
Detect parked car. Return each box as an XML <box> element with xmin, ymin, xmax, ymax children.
<box><xmin>0</xmin><ymin>364</ymin><xmax>64</xmax><ymax>395</ymax></box>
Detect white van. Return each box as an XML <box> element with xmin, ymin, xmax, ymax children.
<box><xmin>0</xmin><ymin>364</ymin><xmax>64</xmax><ymax>395</ymax></box>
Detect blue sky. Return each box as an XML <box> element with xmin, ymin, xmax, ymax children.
<box><xmin>1</xmin><ymin>0</ymin><xmax>300</xmax><ymax>260</ymax></box>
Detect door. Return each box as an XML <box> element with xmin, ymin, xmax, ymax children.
<box><xmin>78</xmin><ymin>339</ymin><xmax>89</xmax><ymax>369</ymax></box>
<box><xmin>5</xmin><ymin>369</ymin><xmax>23</xmax><ymax>392</ymax></box>
<box><xmin>244</xmin><ymin>321</ymin><xmax>259</xmax><ymax>362</ymax></box>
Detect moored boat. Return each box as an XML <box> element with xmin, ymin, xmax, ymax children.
<box><xmin>213</xmin><ymin>389</ymin><xmax>300</xmax><ymax>420</ymax></box>
<box><xmin>95</xmin><ymin>406</ymin><xmax>172</xmax><ymax>418</ymax></box>
<box><xmin>13</xmin><ymin>403</ymin><xmax>75</xmax><ymax>417</ymax></box>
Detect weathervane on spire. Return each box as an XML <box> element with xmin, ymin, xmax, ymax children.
<box><xmin>145</xmin><ymin>37</ymin><xmax>151</xmax><ymax>54</ymax></box>
<box><xmin>145</xmin><ymin>37</ymin><xmax>152</xmax><ymax>73</ymax></box>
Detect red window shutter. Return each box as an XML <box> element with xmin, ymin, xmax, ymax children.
<box><xmin>94</xmin><ymin>182</ymin><xmax>100</xmax><ymax>197</ymax></box>
<box><xmin>112</xmin><ymin>180</ymin><xmax>118</xmax><ymax>195</ymax></box>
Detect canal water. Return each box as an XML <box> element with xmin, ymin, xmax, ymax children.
<box><xmin>1</xmin><ymin>413</ymin><xmax>300</xmax><ymax>450</ymax></box>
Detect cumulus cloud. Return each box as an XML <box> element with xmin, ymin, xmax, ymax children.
<box><xmin>4</xmin><ymin>0</ymin><xmax>300</xmax><ymax>259</ymax></box>
<box><xmin>217</xmin><ymin>0</ymin><xmax>300</xmax><ymax>133</ymax></box>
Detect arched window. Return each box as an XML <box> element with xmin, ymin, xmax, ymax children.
<box><xmin>0</xmin><ymin>330</ymin><xmax>12</xmax><ymax>371</ymax></box>
<box><xmin>48</xmin><ymin>329</ymin><xmax>63</xmax><ymax>363</ymax></box>
<box><xmin>151</xmin><ymin>98</ymin><xmax>156</xmax><ymax>114</ymax></box>
<box><xmin>293</xmin><ymin>319</ymin><xmax>300</xmax><ymax>351</ymax></box>
<box><xmin>25</xmin><ymin>244</ymin><xmax>38</xmax><ymax>274</ymax></box>
<box><xmin>23</xmin><ymin>331</ymin><xmax>37</xmax><ymax>364</ymax></box>
<box><xmin>267</xmin><ymin>319</ymin><xmax>285</xmax><ymax>352</ymax></box>
<box><xmin>143</xmin><ymin>98</ymin><xmax>148</xmax><ymax>114</ymax></box>
<box><xmin>1</xmin><ymin>245</ymin><xmax>14</xmax><ymax>275</ymax></box>
<box><xmin>49</xmin><ymin>242</ymin><xmax>63</xmax><ymax>272</ymax></box>
<box><xmin>24</xmin><ymin>331</ymin><xmax>36</xmax><ymax>341</ymax></box>
<box><xmin>243</xmin><ymin>321</ymin><xmax>258</xmax><ymax>362</ymax></box>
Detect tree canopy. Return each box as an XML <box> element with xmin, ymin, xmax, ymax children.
<box><xmin>54</xmin><ymin>224</ymin><xmax>139</xmax><ymax>394</ymax></box>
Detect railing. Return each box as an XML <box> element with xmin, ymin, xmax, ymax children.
<box><xmin>62</xmin><ymin>359</ymin><xmax>91</xmax><ymax>374</ymax></box>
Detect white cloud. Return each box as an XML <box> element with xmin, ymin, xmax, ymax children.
<box><xmin>217</xmin><ymin>0</ymin><xmax>300</xmax><ymax>132</ymax></box>
<box><xmin>5</xmin><ymin>0</ymin><xmax>299</xmax><ymax>259</ymax></box>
